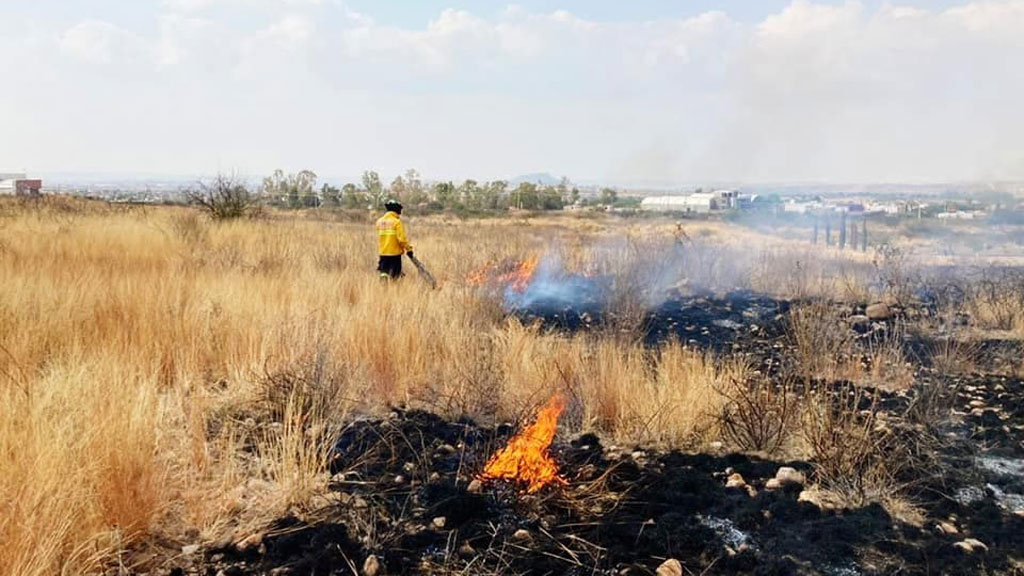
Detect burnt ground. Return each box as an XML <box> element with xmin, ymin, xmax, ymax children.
<box><xmin>515</xmin><ymin>289</ymin><xmax>790</xmax><ymax>352</ymax></box>
<box><xmin>150</xmin><ymin>292</ymin><xmax>1023</xmax><ymax>576</ymax></box>
<box><xmin>164</xmin><ymin>405</ymin><xmax>1022</xmax><ymax>576</ymax></box>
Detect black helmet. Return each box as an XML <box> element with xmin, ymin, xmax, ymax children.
<box><xmin>384</xmin><ymin>199</ymin><xmax>403</xmax><ymax>214</ymax></box>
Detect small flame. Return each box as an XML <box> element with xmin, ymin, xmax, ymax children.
<box><xmin>466</xmin><ymin>255</ymin><xmax>540</xmax><ymax>293</ymax></box>
<box><xmin>480</xmin><ymin>395</ymin><xmax>566</xmax><ymax>493</ymax></box>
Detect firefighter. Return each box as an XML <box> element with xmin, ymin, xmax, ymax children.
<box><xmin>375</xmin><ymin>199</ymin><xmax>413</xmax><ymax>280</ymax></box>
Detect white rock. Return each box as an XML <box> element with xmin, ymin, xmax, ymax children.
<box><xmin>656</xmin><ymin>558</ymin><xmax>683</xmax><ymax>576</ymax></box>
<box><xmin>936</xmin><ymin>522</ymin><xmax>958</xmax><ymax>535</ymax></box>
<box><xmin>775</xmin><ymin>467</ymin><xmax>805</xmax><ymax>486</ymax></box>
<box><xmin>432</xmin><ymin>517</ymin><xmax>446</xmax><ymax>529</ymax></box>
<box><xmin>467</xmin><ymin>479</ymin><xmax>483</xmax><ymax>493</ymax></box>
<box><xmin>765</xmin><ymin>478</ymin><xmax>782</xmax><ymax>491</ymax></box>
<box><xmin>181</xmin><ymin>544</ymin><xmax>200</xmax><ymax>556</ymax></box>
<box><xmin>512</xmin><ymin>528</ymin><xmax>531</xmax><ymax>541</ymax></box>
<box><xmin>725</xmin><ymin>473</ymin><xmax>746</xmax><ymax>489</ymax></box>
<box><xmin>963</xmin><ymin>538</ymin><xmax>988</xmax><ymax>552</ymax></box>
<box><xmin>363</xmin><ymin>554</ymin><xmax>381</xmax><ymax>576</ymax></box>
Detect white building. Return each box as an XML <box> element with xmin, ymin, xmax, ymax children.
<box><xmin>0</xmin><ymin>173</ymin><xmax>25</xmax><ymax>195</ymax></box>
<box><xmin>641</xmin><ymin>190</ymin><xmax>737</xmax><ymax>213</ymax></box>
<box><xmin>0</xmin><ymin>172</ymin><xmax>43</xmax><ymax>196</ymax></box>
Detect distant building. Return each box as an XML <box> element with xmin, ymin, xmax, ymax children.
<box><xmin>0</xmin><ymin>173</ymin><xmax>42</xmax><ymax>196</ymax></box>
<box><xmin>641</xmin><ymin>190</ymin><xmax>737</xmax><ymax>213</ymax></box>
<box><xmin>938</xmin><ymin>210</ymin><xmax>984</xmax><ymax>220</ymax></box>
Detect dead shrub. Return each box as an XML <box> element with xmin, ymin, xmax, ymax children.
<box><xmin>927</xmin><ymin>336</ymin><xmax>981</xmax><ymax>375</ymax></box>
<box><xmin>716</xmin><ymin>375</ymin><xmax>799</xmax><ymax>455</ymax></box>
<box><xmin>967</xmin><ymin>268</ymin><xmax>1024</xmax><ymax>332</ymax></box>
<box><xmin>257</xmin><ymin>349</ymin><xmax>352</xmax><ymax>426</ymax></box>
<box><xmin>801</xmin><ymin>383</ymin><xmax>901</xmax><ymax>507</ymax></box>
<box><xmin>789</xmin><ymin>301</ymin><xmax>854</xmax><ymax>382</ymax></box>
<box><xmin>185</xmin><ymin>174</ymin><xmax>261</xmax><ymax>220</ymax></box>
<box><xmin>872</xmin><ymin>244</ymin><xmax>918</xmax><ymax>306</ymax></box>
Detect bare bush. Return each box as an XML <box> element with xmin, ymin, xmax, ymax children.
<box><xmin>967</xmin><ymin>267</ymin><xmax>1024</xmax><ymax>332</ymax></box>
<box><xmin>789</xmin><ymin>301</ymin><xmax>854</xmax><ymax>382</ymax></box>
<box><xmin>717</xmin><ymin>375</ymin><xmax>799</xmax><ymax>455</ymax></box>
<box><xmin>872</xmin><ymin>244</ymin><xmax>918</xmax><ymax>306</ymax></box>
<box><xmin>801</xmin><ymin>383</ymin><xmax>897</xmax><ymax>505</ymax></box>
<box><xmin>185</xmin><ymin>174</ymin><xmax>261</xmax><ymax>220</ymax></box>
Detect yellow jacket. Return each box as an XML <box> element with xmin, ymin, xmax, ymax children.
<box><xmin>375</xmin><ymin>211</ymin><xmax>412</xmax><ymax>256</ymax></box>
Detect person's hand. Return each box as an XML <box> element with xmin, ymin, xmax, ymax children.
<box><xmin>406</xmin><ymin>251</ymin><xmax>415</xmax><ymax>260</ymax></box>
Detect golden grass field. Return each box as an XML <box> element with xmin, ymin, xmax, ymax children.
<box><xmin>1</xmin><ymin>197</ymin><xmax>1022</xmax><ymax>575</ymax></box>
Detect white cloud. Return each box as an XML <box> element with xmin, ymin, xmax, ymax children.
<box><xmin>4</xmin><ymin>2</ymin><xmax>1024</xmax><ymax>183</ymax></box>
<box><xmin>58</xmin><ymin>20</ymin><xmax>144</xmax><ymax>65</ymax></box>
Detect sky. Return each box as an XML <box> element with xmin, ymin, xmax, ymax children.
<box><xmin>2</xmin><ymin>0</ymin><xmax>1024</xmax><ymax>186</ymax></box>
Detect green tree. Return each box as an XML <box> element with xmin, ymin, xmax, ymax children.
<box><xmin>342</xmin><ymin>183</ymin><xmax>367</xmax><ymax>209</ymax></box>
<box><xmin>511</xmin><ymin>182</ymin><xmax>539</xmax><ymax>210</ymax></box>
<box><xmin>321</xmin><ymin>183</ymin><xmax>341</xmax><ymax>207</ymax></box>
<box><xmin>262</xmin><ymin>169</ymin><xmax>318</xmax><ymax>208</ymax></box>
<box><xmin>432</xmin><ymin>181</ymin><xmax>457</xmax><ymax>209</ymax></box>
<box><xmin>361</xmin><ymin>170</ymin><xmax>385</xmax><ymax>209</ymax></box>
<box><xmin>599</xmin><ymin>187</ymin><xmax>618</xmax><ymax>206</ymax></box>
<box><xmin>459</xmin><ymin>179</ymin><xmax>480</xmax><ymax>210</ymax></box>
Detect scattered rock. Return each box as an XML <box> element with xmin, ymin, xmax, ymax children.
<box><xmin>656</xmin><ymin>558</ymin><xmax>683</xmax><ymax>576</ymax></box>
<box><xmin>437</xmin><ymin>443</ymin><xmax>456</xmax><ymax>455</ymax></box>
<box><xmin>512</xmin><ymin>529</ymin><xmax>531</xmax><ymax>541</ymax></box>
<box><xmin>936</xmin><ymin>522</ymin><xmax>958</xmax><ymax>535</ymax></box>
<box><xmin>725</xmin><ymin>473</ymin><xmax>746</xmax><ymax>489</ymax></box>
<box><xmin>457</xmin><ymin>542</ymin><xmax>476</xmax><ymax>558</ymax></box>
<box><xmin>181</xmin><ymin>544</ymin><xmax>200</xmax><ymax>556</ymax></box>
<box><xmin>954</xmin><ymin>538</ymin><xmax>988</xmax><ymax>554</ymax></box>
<box><xmin>402</xmin><ymin>462</ymin><xmax>416</xmax><ymax>473</ymax></box>
<box><xmin>235</xmin><ymin>532</ymin><xmax>263</xmax><ymax>553</ymax></box>
<box><xmin>969</xmin><ymin>399</ymin><xmax>986</xmax><ymax>408</ymax></box>
<box><xmin>466</xmin><ymin>479</ymin><xmax>483</xmax><ymax>493</ymax></box>
<box><xmin>708</xmin><ymin>441</ymin><xmax>724</xmax><ymax>452</ymax></box>
<box><xmin>866</xmin><ymin>302</ymin><xmax>892</xmax><ymax>321</ymax></box>
<box><xmin>631</xmin><ymin>451</ymin><xmax>647</xmax><ymax>460</ymax></box>
<box><xmin>775</xmin><ymin>467</ymin><xmax>805</xmax><ymax>487</ymax></box>
<box><xmin>363</xmin><ymin>554</ymin><xmax>381</xmax><ymax>576</ymax></box>
<box><xmin>394</xmin><ymin>475</ymin><xmax>406</xmax><ymax>485</ymax></box>
<box><xmin>764</xmin><ymin>478</ymin><xmax>782</xmax><ymax>491</ymax></box>
<box><xmin>963</xmin><ymin>538</ymin><xmax>988</xmax><ymax>552</ymax></box>
<box><xmin>431</xmin><ymin>516</ymin><xmax>446</xmax><ymax>529</ymax></box>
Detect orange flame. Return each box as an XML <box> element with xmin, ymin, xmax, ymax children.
<box><xmin>480</xmin><ymin>395</ymin><xmax>566</xmax><ymax>493</ymax></box>
<box><xmin>466</xmin><ymin>255</ymin><xmax>540</xmax><ymax>293</ymax></box>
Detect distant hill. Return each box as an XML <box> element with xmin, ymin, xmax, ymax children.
<box><xmin>508</xmin><ymin>172</ymin><xmax>565</xmax><ymax>186</ymax></box>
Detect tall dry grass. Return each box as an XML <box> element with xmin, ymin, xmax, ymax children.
<box><xmin>0</xmin><ymin>200</ymin><xmax>760</xmax><ymax>574</ymax></box>
<box><xmin>8</xmin><ymin>199</ymin><xmax>1008</xmax><ymax>572</ymax></box>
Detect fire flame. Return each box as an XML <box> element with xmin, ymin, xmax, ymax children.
<box><xmin>466</xmin><ymin>255</ymin><xmax>540</xmax><ymax>293</ymax></box>
<box><xmin>480</xmin><ymin>395</ymin><xmax>566</xmax><ymax>493</ymax></box>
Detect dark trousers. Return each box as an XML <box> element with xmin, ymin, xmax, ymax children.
<box><xmin>377</xmin><ymin>255</ymin><xmax>403</xmax><ymax>279</ymax></box>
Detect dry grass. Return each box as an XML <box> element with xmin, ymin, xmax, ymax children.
<box><xmin>2</xmin><ymin>198</ymin><xmax>1014</xmax><ymax>574</ymax></box>
<box><xmin>0</xmin><ymin>200</ymin><xmax>757</xmax><ymax>574</ymax></box>
<box><xmin>788</xmin><ymin>301</ymin><xmax>914</xmax><ymax>390</ymax></box>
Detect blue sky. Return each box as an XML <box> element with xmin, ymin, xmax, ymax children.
<box><xmin>2</xmin><ymin>1</ymin><xmax>1023</xmax><ymax>185</ymax></box>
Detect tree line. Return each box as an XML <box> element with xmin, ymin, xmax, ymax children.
<box><xmin>187</xmin><ymin>169</ymin><xmax>631</xmax><ymax>219</ymax></box>
<box><xmin>259</xmin><ymin>169</ymin><xmax>632</xmax><ymax>212</ymax></box>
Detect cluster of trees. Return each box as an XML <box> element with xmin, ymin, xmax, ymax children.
<box><xmin>260</xmin><ymin>168</ymin><xmax>629</xmax><ymax>213</ymax></box>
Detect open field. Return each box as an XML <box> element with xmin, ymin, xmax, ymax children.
<box><xmin>1</xmin><ymin>197</ymin><xmax>1023</xmax><ymax>575</ymax></box>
